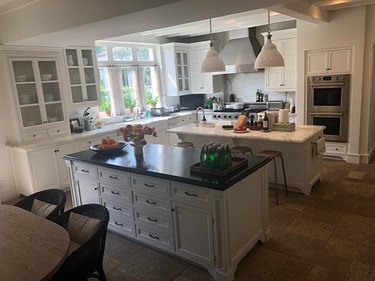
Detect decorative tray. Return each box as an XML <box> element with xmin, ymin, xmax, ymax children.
<box><xmin>90</xmin><ymin>141</ymin><xmax>127</xmax><ymax>153</ymax></box>
<box><xmin>248</xmin><ymin>125</ymin><xmax>262</xmax><ymax>131</ymax></box>
<box><xmin>190</xmin><ymin>157</ymin><xmax>248</xmax><ymax>177</ymax></box>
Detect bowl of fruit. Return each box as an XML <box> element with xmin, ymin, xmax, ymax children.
<box><xmin>90</xmin><ymin>137</ymin><xmax>127</xmax><ymax>153</ymax></box>
<box><xmin>233</xmin><ymin>125</ymin><xmax>249</xmax><ymax>133</ymax></box>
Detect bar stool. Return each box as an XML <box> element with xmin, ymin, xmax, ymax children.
<box><xmin>231</xmin><ymin>146</ymin><xmax>253</xmax><ymax>157</ymax></box>
<box><xmin>256</xmin><ymin>150</ymin><xmax>288</xmax><ymax>205</ymax></box>
<box><xmin>174</xmin><ymin>142</ymin><xmax>194</xmax><ymax>149</ymax></box>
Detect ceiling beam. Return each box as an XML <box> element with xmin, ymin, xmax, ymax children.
<box><xmin>270</xmin><ymin>1</ymin><xmax>329</xmax><ymax>24</ymax></box>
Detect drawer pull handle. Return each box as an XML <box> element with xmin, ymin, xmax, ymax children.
<box><xmin>111</xmin><ymin>191</ymin><xmax>120</xmax><ymax>195</ymax></box>
<box><xmin>184</xmin><ymin>191</ymin><xmax>198</xmax><ymax>197</ymax></box>
<box><xmin>149</xmin><ymin>234</ymin><xmax>160</xmax><ymax>240</ymax></box>
<box><xmin>81</xmin><ymin>169</ymin><xmax>89</xmax><ymax>173</ymax></box>
<box><xmin>114</xmin><ymin>221</ymin><xmax>124</xmax><ymax>227</ymax></box>
<box><xmin>147</xmin><ymin>217</ymin><xmax>158</xmax><ymax>222</ymax></box>
<box><xmin>146</xmin><ymin>200</ymin><xmax>157</xmax><ymax>205</ymax></box>
<box><xmin>144</xmin><ymin>183</ymin><xmax>155</xmax><ymax>188</ymax></box>
<box><xmin>109</xmin><ymin>175</ymin><xmax>118</xmax><ymax>179</ymax></box>
<box><xmin>113</xmin><ymin>206</ymin><xmax>122</xmax><ymax>211</ymax></box>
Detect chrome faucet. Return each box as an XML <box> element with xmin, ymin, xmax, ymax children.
<box><xmin>195</xmin><ymin>107</ymin><xmax>206</xmax><ymax>126</ymax></box>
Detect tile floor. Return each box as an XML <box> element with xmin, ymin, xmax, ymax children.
<box><xmin>97</xmin><ymin>159</ymin><xmax>375</xmax><ymax>281</ymax></box>
<box><xmin>9</xmin><ymin>158</ymin><xmax>375</xmax><ymax>281</ymax></box>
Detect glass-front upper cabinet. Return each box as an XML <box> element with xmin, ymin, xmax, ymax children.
<box><xmin>65</xmin><ymin>47</ymin><xmax>100</xmax><ymax>106</ymax></box>
<box><xmin>10</xmin><ymin>58</ymin><xmax>65</xmax><ymax>129</ymax></box>
<box><xmin>175</xmin><ymin>51</ymin><xmax>190</xmax><ymax>93</ymax></box>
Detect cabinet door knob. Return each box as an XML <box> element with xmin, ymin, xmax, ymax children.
<box><xmin>148</xmin><ymin>234</ymin><xmax>160</xmax><ymax>240</ymax></box>
<box><xmin>184</xmin><ymin>191</ymin><xmax>198</xmax><ymax>197</ymax></box>
<box><xmin>114</xmin><ymin>221</ymin><xmax>124</xmax><ymax>227</ymax></box>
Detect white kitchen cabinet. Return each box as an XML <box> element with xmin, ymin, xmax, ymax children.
<box><xmin>172</xmin><ymin>202</ymin><xmax>214</xmax><ymax>265</ymax></box>
<box><xmin>264</xmin><ymin>29</ymin><xmax>296</xmax><ymax>92</ymax></box>
<box><xmin>75</xmin><ymin>178</ymin><xmax>101</xmax><ymax>205</ymax></box>
<box><xmin>64</xmin><ymin>47</ymin><xmax>101</xmax><ymax>107</ymax></box>
<box><xmin>11</xmin><ymin>141</ymin><xmax>79</xmax><ymax>195</ymax></box>
<box><xmin>306</xmin><ymin>48</ymin><xmax>352</xmax><ymax>75</ymax></box>
<box><xmin>189</xmin><ymin>42</ymin><xmax>222</xmax><ymax>94</ymax></box>
<box><xmin>66</xmin><ymin>158</ymin><xmax>269</xmax><ymax>281</ymax></box>
<box><xmin>8</xmin><ymin>57</ymin><xmax>70</xmax><ymax>142</ymax></box>
<box><xmin>167</xmin><ymin>114</ymin><xmax>195</xmax><ymax>145</ymax></box>
<box><xmin>161</xmin><ymin>43</ymin><xmax>191</xmax><ymax>96</ymax></box>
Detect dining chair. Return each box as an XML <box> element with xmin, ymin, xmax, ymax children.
<box><xmin>14</xmin><ymin>189</ymin><xmax>66</xmax><ymax>220</ymax></box>
<box><xmin>51</xmin><ymin>204</ymin><xmax>109</xmax><ymax>281</ymax></box>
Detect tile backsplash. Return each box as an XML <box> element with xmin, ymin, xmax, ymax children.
<box><xmin>224</xmin><ymin>72</ymin><xmax>295</xmax><ymax>104</ymax></box>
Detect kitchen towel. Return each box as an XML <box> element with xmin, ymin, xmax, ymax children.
<box><xmin>278</xmin><ymin>109</ymin><xmax>289</xmax><ymax>124</ymax></box>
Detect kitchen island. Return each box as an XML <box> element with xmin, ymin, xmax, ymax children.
<box><xmin>168</xmin><ymin>124</ymin><xmax>325</xmax><ymax>195</ymax></box>
<box><xmin>64</xmin><ymin>144</ymin><xmax>271</xmax><ymax>281</ymax></box>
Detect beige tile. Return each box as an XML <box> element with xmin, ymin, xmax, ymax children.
<box><xmin>272</xmin><ymin>257</ymin><xmax>312</xmax><ymax>281</ymax></box>
<box><xmin>304</xmin><ymin>265</ymin><xmax>331</xmax><ymax>281</ymax></box>
<box><xmin>286</xmin><ymin>218</ymin><xmax>335</xmax><ymax>241</ymax></box>
<box><xmin>341</xmin><ymin>181</ymin><xmax>375</xmax><ymax>198</ymax></box>
<box><xmin>345</xmin><ymin>262</ymin><xmax>375</xmax><ymax>281</ymax></box>
<box><xmin>236</xmin><ymin>247</ymin><xmax>288</xmax><ymax>281</ymax></box>
<box><xmin>114</xmin><ymin>248</ymin><xmax>189</xmax><ymax>280</ymax></box>
<box><xmin>347</xmin><ymin>171</ymin><xmax>366</xmax><ymax>180</ymax></box>
<box><xmin>174</xmin><ymin>266</ymin><xmax>215</xmax><ymax>281</ymax></box>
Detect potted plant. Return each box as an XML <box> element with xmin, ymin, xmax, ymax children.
<box><xmin>123</xmin><ymin>88</ymin><xmax>137</xmax><ymax>112</ymax></box>
<box><xmin>100</xmin><ymin>89</ymin><xmax>112</xmax><ymax>117</ymax></box>
<box><xmin>146</xmin><ymin>92</ymin><xmax>158</xmax><ymax>108</ymax></box>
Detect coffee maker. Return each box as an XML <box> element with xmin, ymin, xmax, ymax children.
<box><xmin>83</xmin><ymin>107</ymin><xmax>95</xmax><ymax>131</ymax></box>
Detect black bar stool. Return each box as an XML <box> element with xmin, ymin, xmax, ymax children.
<box><xmin>256</xmin><ymin>150</ymin><xmax>288</xmax><ymax>205</ymax></box>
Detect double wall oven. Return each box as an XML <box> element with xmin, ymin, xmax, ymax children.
<box><xmin>307</xmin><ymin>74</ymin><xmax>350</xmax><ymax>142</ymax></box>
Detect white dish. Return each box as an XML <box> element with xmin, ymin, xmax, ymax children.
<box><xmin>44</xmin><ymin>94</ymin><xmax>54</xmax><ymax>102</ymax></box>
<box><xmin>24</xmin><ymin>120</ymin><xmax>38</xmax><ymax>126</ymax></box>
<box><xmin>233</xmin><ymin>129</ymin><xmax>250</xmax><ymax>133</ymax></box>
<box><xmin>16</xmin><ymin>75</ymin><xmax>27</xmax><ymax>82</ymax></box>
<box><xmin>41</xmin><ymin>74</ymin><xmax>53</xmax><ymax>81</ymax></box>
<box><xmin>20</xmin><ymin>94</ymin><xmax>31</xmax><ymax>104</ymax></box>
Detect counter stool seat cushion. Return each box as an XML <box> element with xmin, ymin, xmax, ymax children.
<box><xmin>231</xmin><ymin>146</ymin><xmax>253</xmax><ymax>154</ymax></box>
<box><xmin>256</xmin><ymin>150</ymin><xmax>282</xmax><ymax>158</ymax></box>
<box><xmin>67</xmin><ymin>212</ymin><xmax>101</xmax><ymax>245</ymax></box>
<box><xmin>174</xmin><ymin>142</ymin><xmax>194</xmax><ymax>148</ymax></box>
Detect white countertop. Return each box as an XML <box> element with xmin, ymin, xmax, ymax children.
<box><xmin>12</xmin><ymin>111</ymin><xmax>195</xmax><ymax>150</ymax></box>
<box><xmin>167</xmin><ymin>123</ymin><xmax>324</xmax><ymax>144</ymax></box>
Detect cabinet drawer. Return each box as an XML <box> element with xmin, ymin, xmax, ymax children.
<box><xmin>131</xmin><ymin>175</ymin><xmax>170</xmax><ymax>198</ymax></box>
<box><xmin>136</xmin><ymin>224</ymin><xmax>174</xmax><ymax>252</ymax></box>
<box><xmin>22</xmin><ymin>130</ymin><xmax>46</xmax><ymax>142</ymax></box>
<box><xmin>47</xmin><ymin>126</ymin><xmax>69</xmax><ymax>137</ymax></box>
<box><xmin>171</xmin><ymin>183</ymin><xmax>210</xmax><ymax>208</ymax></box>
<box><xmin>325</xmin><ymin>143</ymin><xmax>347</xmax><ymax>154</ymax></box>
<box><xmin>105</xmin><ymin>200</ymin><xmax>133</xmax><ymax>219</ymax></box>
<box><xmin>101</xmin><ymin>184</ymin><xmax>131</xmax><ymax>203</ymax></box>
<box><xmin>108</xmin><ymin>210</ymin><xmax>135</xmax><ymax>237</ymax></box>
<box><xmin>133</xmin><ymin>191</ymin><xmax>170</xmax><ymax>214</ymax></box>
<box><xmin>99</xmin><ymin>168</ymin><xmax>130</xmax><ymax>187</ymax></box>
<box><xmin>134</xmin><ymin>208</ymin><xmax>172</xmax><ymax>232</ymax></box>
<box><xmin>73</xmin><ymin>162</ymin><xmax>97</xmax><ymax>179</ymax></box>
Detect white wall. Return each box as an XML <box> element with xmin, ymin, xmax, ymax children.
<box><xmin>296</xmin><ymin>6</ymin><xmax>366</xmax><ymax>163</ymax></box>
<box><xmin>360</xmin><ymin>4</ymin><xmax>375</xmax><ymax>162</ymax></box>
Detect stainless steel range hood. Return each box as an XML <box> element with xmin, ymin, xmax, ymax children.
<box><xmin>218</xmin><ymin>28</ymin><xmax>262</xmax><ymax>73</ymax></box>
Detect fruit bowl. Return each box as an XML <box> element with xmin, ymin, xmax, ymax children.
<box><xmin>90</xmin><ymin>141</ymin><xmax>127</xmax><ymax>153</ymax></box>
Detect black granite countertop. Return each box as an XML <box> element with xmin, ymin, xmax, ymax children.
<box><xmin>64</xmin><ymin>144</ymin><xmax>271</xmax><ymax>191</ymax></box>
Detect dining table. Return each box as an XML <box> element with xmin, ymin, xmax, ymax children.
<box><xmin>0</xmin><ymin>204</ymin><xmax>70</xmax><ymax>281</ymax></box>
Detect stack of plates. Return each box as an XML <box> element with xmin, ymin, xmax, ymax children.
<box><xmin>24</xmin><ymin>120</ymin><xmax>39</xmax><ymax>126</ymax></box>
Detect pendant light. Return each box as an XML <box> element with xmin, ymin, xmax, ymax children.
<box><xmin>254</xmin><ymin>10</ymin><xmax>284</xmax><ymax>69</ymax></box>
<box><xmin>201</xmin><ymin>19</ymin><xmax>226</xmax><ymax>73</ymax></box>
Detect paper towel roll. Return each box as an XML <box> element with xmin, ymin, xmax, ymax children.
<box><xmin>278</xmin><ymin>109</ymin><xmax>289</xmax><ymax>124</ymax></box>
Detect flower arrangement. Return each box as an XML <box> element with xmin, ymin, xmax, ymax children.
<box><xmin>120</xmin><ymin>124</ymin><xmax>157</xmax><ymax>153</ymax></box>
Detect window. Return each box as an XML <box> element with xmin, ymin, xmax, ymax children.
<box><xmin>96</xmin><ymin>42</ymin><xmax>160</xmax><ymax>116</ymax></box>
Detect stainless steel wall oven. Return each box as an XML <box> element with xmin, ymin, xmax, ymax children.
<box><xmin>307</xmin><ymin>74</ymin><xmax>350</xmax><ymax>142</ymax></box>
